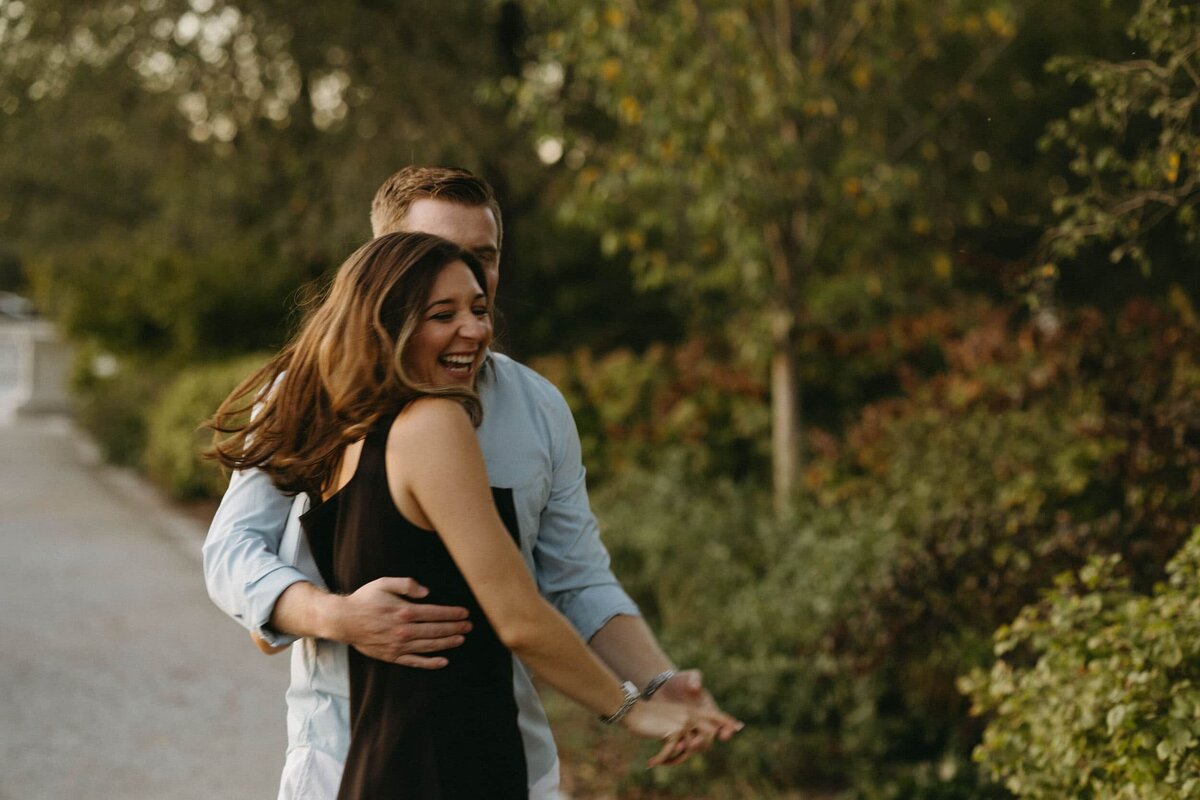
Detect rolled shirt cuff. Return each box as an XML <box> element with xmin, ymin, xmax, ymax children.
<box><xmin>246</xmin><ymin>564</ymin><xmax>313</xmax><ymax>648</ymax></box>
<box><xmin>559</xmin><ymin>584</ymin><xmax>642</xmax><ymax>642</ymax></box>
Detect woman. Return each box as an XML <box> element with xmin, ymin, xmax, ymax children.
<box><xmin>211</xmin><ymin>232</ymin><xmax>724</xmax><ymax>798</ymax></box>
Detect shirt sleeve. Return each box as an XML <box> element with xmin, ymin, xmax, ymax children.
<box><xmin>532</xmin><ymin>391</ymin><xmax>641</xmax><ymax>641</ymax></box>
<box><xmin>201</xmin><ymin>466</ymin><xmax>311</xmax><ymax>648</ymax></box>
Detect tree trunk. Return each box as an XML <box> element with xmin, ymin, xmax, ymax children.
<box><xmin>765</xmin><ymin>221</ymin><xmax>803</xmax><ymax>514</ymax></box>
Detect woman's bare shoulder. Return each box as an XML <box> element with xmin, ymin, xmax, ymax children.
<box><xmin>389</xmin><ymin>396</ymin><xmax>475</xmax><ymax>445</ymax></box>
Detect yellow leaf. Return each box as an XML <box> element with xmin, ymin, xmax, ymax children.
<box><xmin>934</xmin><ymin>253</ymin><xmax>953</xmax><ymax>279</ymax></box>
<box><xmin>600</xmin><ymin>58</ymin><xmax>621</xmax><ymax>83</ymax></box>
<box><xmin>986</xmin><ymin>9</ymin><xmax>1015</xmax><ymax>38</ymax></box>
<box><xmin>619</xmin><ymin>95</ymin><xmax>642</xmax><ymax>124</ymax></box>
<box><xmin>1169</xmin><ymin>284</ymin><xmax>1198</xmax><ymax>327</ymax></box>
<box><xmin>842</xmin><ymin>177</ymin><xmax>862</xmax><ymax>198</ymax></box>
<box><xmin>963</xmin><ymin>14</ymin><xmax>982</xmax><ymax>34</ymax></box>
<box><xmin>910</xmin><ymin>216</ymin><xmax>932</xmax><ymax>235</ymax></box>
<box><xmin>851</xmin><ymin>64</ymin><xmax>871</xmax><ymax>90</ymax></box>
<box><xmin>1166</xmin><ymin>151</ymin><xmax>1181</xmax><ymax>183</ymax></box>
<box><xmin>604</xmin><ymin>7</ymin><xmax>625</xmax><ymax>28</ymax></box>
<box><xmin>626</xmin><ymin>230</ymin><xmax>645</xmax><ymax>251</ymax></box>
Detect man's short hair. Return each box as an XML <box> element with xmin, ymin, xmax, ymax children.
<box><xmin>370</xmin><ymin>166</ymin><xmax>503</xmax><ymax>248</ymax></box>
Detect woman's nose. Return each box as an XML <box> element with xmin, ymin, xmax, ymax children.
<box><xmin>459</xmin><ymin>315</ymin><xmax>490</xmax><ymax>341</ymax></box>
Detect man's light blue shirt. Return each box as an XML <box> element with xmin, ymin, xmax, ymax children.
<box><xmin>202</xmin><ymin>352</ymin><xmax>640</xmax><ymax>792</ymax></box>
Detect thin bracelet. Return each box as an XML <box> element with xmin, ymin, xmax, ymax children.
<box><xmin>642</xmin><ymin>669</ymin><xmax>676</xmax><ymax>700</ymax></box>
<box><xmin>599</xmin><ymin>681</ymin><xmax>641</xmax><ymax>725</ymax></box>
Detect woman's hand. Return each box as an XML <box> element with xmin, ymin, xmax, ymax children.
<box><xmin>619</xmin><ymin>699</ymin><xmax>730</xmax><ymax>767</ymax></box>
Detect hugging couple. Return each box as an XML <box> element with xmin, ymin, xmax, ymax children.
<box><xmin>204</xmin><ymin>165</ymin><xmax>742</xmax><ymax>799</ymax></box>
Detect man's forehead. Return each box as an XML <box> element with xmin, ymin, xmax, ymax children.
<box><xmin>399</xmin><ymin>198</ymin><xmax>498</xmax><ymax>249</ymax></box>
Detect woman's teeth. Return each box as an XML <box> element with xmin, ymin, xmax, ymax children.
<box><xmin>440</xmin><ymin>355</ymin><xmax>474</xmax><ymax>371</ymax></box>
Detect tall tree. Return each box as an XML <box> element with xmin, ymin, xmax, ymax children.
<box><xmin>0</xmin><ymin>0</ymin><xmax>544</xmax><ymax>359</ymax></box>
<box><xmin>509</xmin><ymin>0</ymin><xmax>1020</xmax><ymax>510</ymax></box>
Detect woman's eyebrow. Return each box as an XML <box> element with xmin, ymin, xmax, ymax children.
<box><xmin>423</xmin><ymin>298</ymin><xmax>454</xmax><ymax>312</ymax></box>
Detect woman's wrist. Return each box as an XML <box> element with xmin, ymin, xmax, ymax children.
<box><xmin>600</xmin><ymin>681</ymin><xmax>641</xmax><ymax>725</ymax></box>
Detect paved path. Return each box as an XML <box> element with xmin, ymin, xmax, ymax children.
<box><xmin>0</xmin><ymin>417</ymin><xmax>289</xmax><ymax>799</ymax></box>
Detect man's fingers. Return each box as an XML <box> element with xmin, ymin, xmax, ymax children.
<box><xmin>400</xmin><ymin>620</ymin><xmax>472</xmax><ymax>639</ymax></box>
<box><xmin>680</xmin><ymin>668</ymin><xmax>703</xmax><ymax>693</ymax></box>
<box><xmin>400</xmin><ymin>634</ymin><xmax>468</xmax><ymax>654</ymax></box>
<box><xmin>392</xmin><ymin>654</ymin><xmax>450</xmax><ymax>670</ymax></box>
<box><xmin>369</xmin><ymin>576</ymin><xmax>471</xmax><ymax>618</ymax></box>
<box><xmin>396</xmin><ymin>603</ymin><xmax>472</xmax><ymax>622</ymax></box>
<box><xmin>369</xmin><ymin>576</ymin><xmax>430</xmax><ymax>599</ymax></box>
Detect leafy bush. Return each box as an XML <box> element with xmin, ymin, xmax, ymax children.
<box><xmin>530</xmin><ymin>338</ymin><xmax>770</xmax><ymax>483</ymax></box>
<box><xmin>579</xmin><ymin>297</ymin><xmax>1200</xmax><ymax>798</ymax></box>
<box><xmin>961</xmin><ymin>526</ymin><xmax>1200</xmax><ymax>799</ymax></box>
<box><xmin>143</xmin><ymin>354</ymin><xmax>268</xmax><ymax>499</ymax></box>
<box><xmin>592</xmin><ymin>457</ymin><xmax>899</xmax><ymax>794</ymax></box>
<box><xmin>72</xmin><ymin>349</ymin><xmax>165</xmax><ymax>467</ymax></box>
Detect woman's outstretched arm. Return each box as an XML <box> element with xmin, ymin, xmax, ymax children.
<box><xmin>386</xmin><ymin>398</ymin><xmax>722</xmax><ymax>763</ymax></box>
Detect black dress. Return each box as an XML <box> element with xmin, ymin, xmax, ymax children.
<box><xmin>301</xmin><ymin>415</ymin><xmax>528</xmax><ymax>799</ymax></box>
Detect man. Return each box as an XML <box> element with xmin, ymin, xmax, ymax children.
<box><xmin>203</xmin><ymin>166</ymin><xmax>739</xmax><ymax>799</ymax></box>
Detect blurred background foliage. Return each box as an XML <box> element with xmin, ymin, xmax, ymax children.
<box><xmin>3</xmin><ymin>0</ymin><xmax>1199</xmax><ymax>797</ymax></box>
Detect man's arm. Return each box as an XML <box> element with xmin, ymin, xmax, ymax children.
<box><xmin>202</xmin><ymin>466</ymin><xmax>312</xmax><ymax>647</ymax></box>
<box><xmin>532</xmin><ymin>390</ymin><xmax>740</xmax><ymax>740</ymax></box>
<box><xmin>588</xmin><ymin>616</ymin><xmax>740</xmax><ymax>742</ymax></box>
<box><xmin>202</xmin><ymin>466</ymin><xmax>471</xmax><ymax>665</ymax></box>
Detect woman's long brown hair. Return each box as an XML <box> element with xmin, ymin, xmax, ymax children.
<box><xmin>208</xmin><ymin>232</ymin><xmax>489</xmax><ymax>499</ymax></box>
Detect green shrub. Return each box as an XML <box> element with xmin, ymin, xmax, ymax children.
<box><xmin>72</xmin><ymin>349</ymin><xmax>165</xmax><ymax>467</ymax></box>
<box><xmin>579</xmin><ymin>298</ymin><xmax>1200</xmax><ymax>798</ymax></box>
<box><xmin>530</xmin><ymin>339</ymin><xmax>770</xmax><ymax>484</ymax></box>
<box><xmin>591</xmin><ymin>457</ymin><xmax>886</xmax><ymax>793</ymax></box>
<box><xmin>961</xmin><ymin>526</ymin><xmax>1200</xmax><ymax>799</ymax></box>
<box><xmin>143</xmin><ymin>353</ymin><xmax>269</xmax><ymax>499</ymax></box>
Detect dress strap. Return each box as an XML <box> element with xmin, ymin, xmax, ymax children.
<box><xmin>357</xmin><ymin>412</ymin><xmax>397</xmax><ymax>480</ymax></box>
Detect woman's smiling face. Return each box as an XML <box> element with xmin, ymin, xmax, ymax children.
<box><xmin>407</xmin><ymin>259</ymin><xmax>491</xmax><ymax>387</ymax></box>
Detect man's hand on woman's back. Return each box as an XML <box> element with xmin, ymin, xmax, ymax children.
<box><xmin>266</xmin><ymin>577</ymin><xmax>472</xmax><ymax>667</ymax></box>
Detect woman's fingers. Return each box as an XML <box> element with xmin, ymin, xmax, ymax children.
<box><xmin>647</xmin><ymin>716</ymin><xmax>721</xmax><ymax>768</ymax></box>
<box><xmin>647</xmin><ymin>732</ymin><xmax>687</xmax><ymax>768</ymax></box>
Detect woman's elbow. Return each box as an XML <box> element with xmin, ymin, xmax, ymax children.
<box><xmin>493</xmin><ymin>616</ymin><xmax>539</xmax><ymax>653</ymax></box>
<box><xmin>490</xmin><ymin>599</ymin><xmax>553</xmax><ymax>654</ymax></box>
